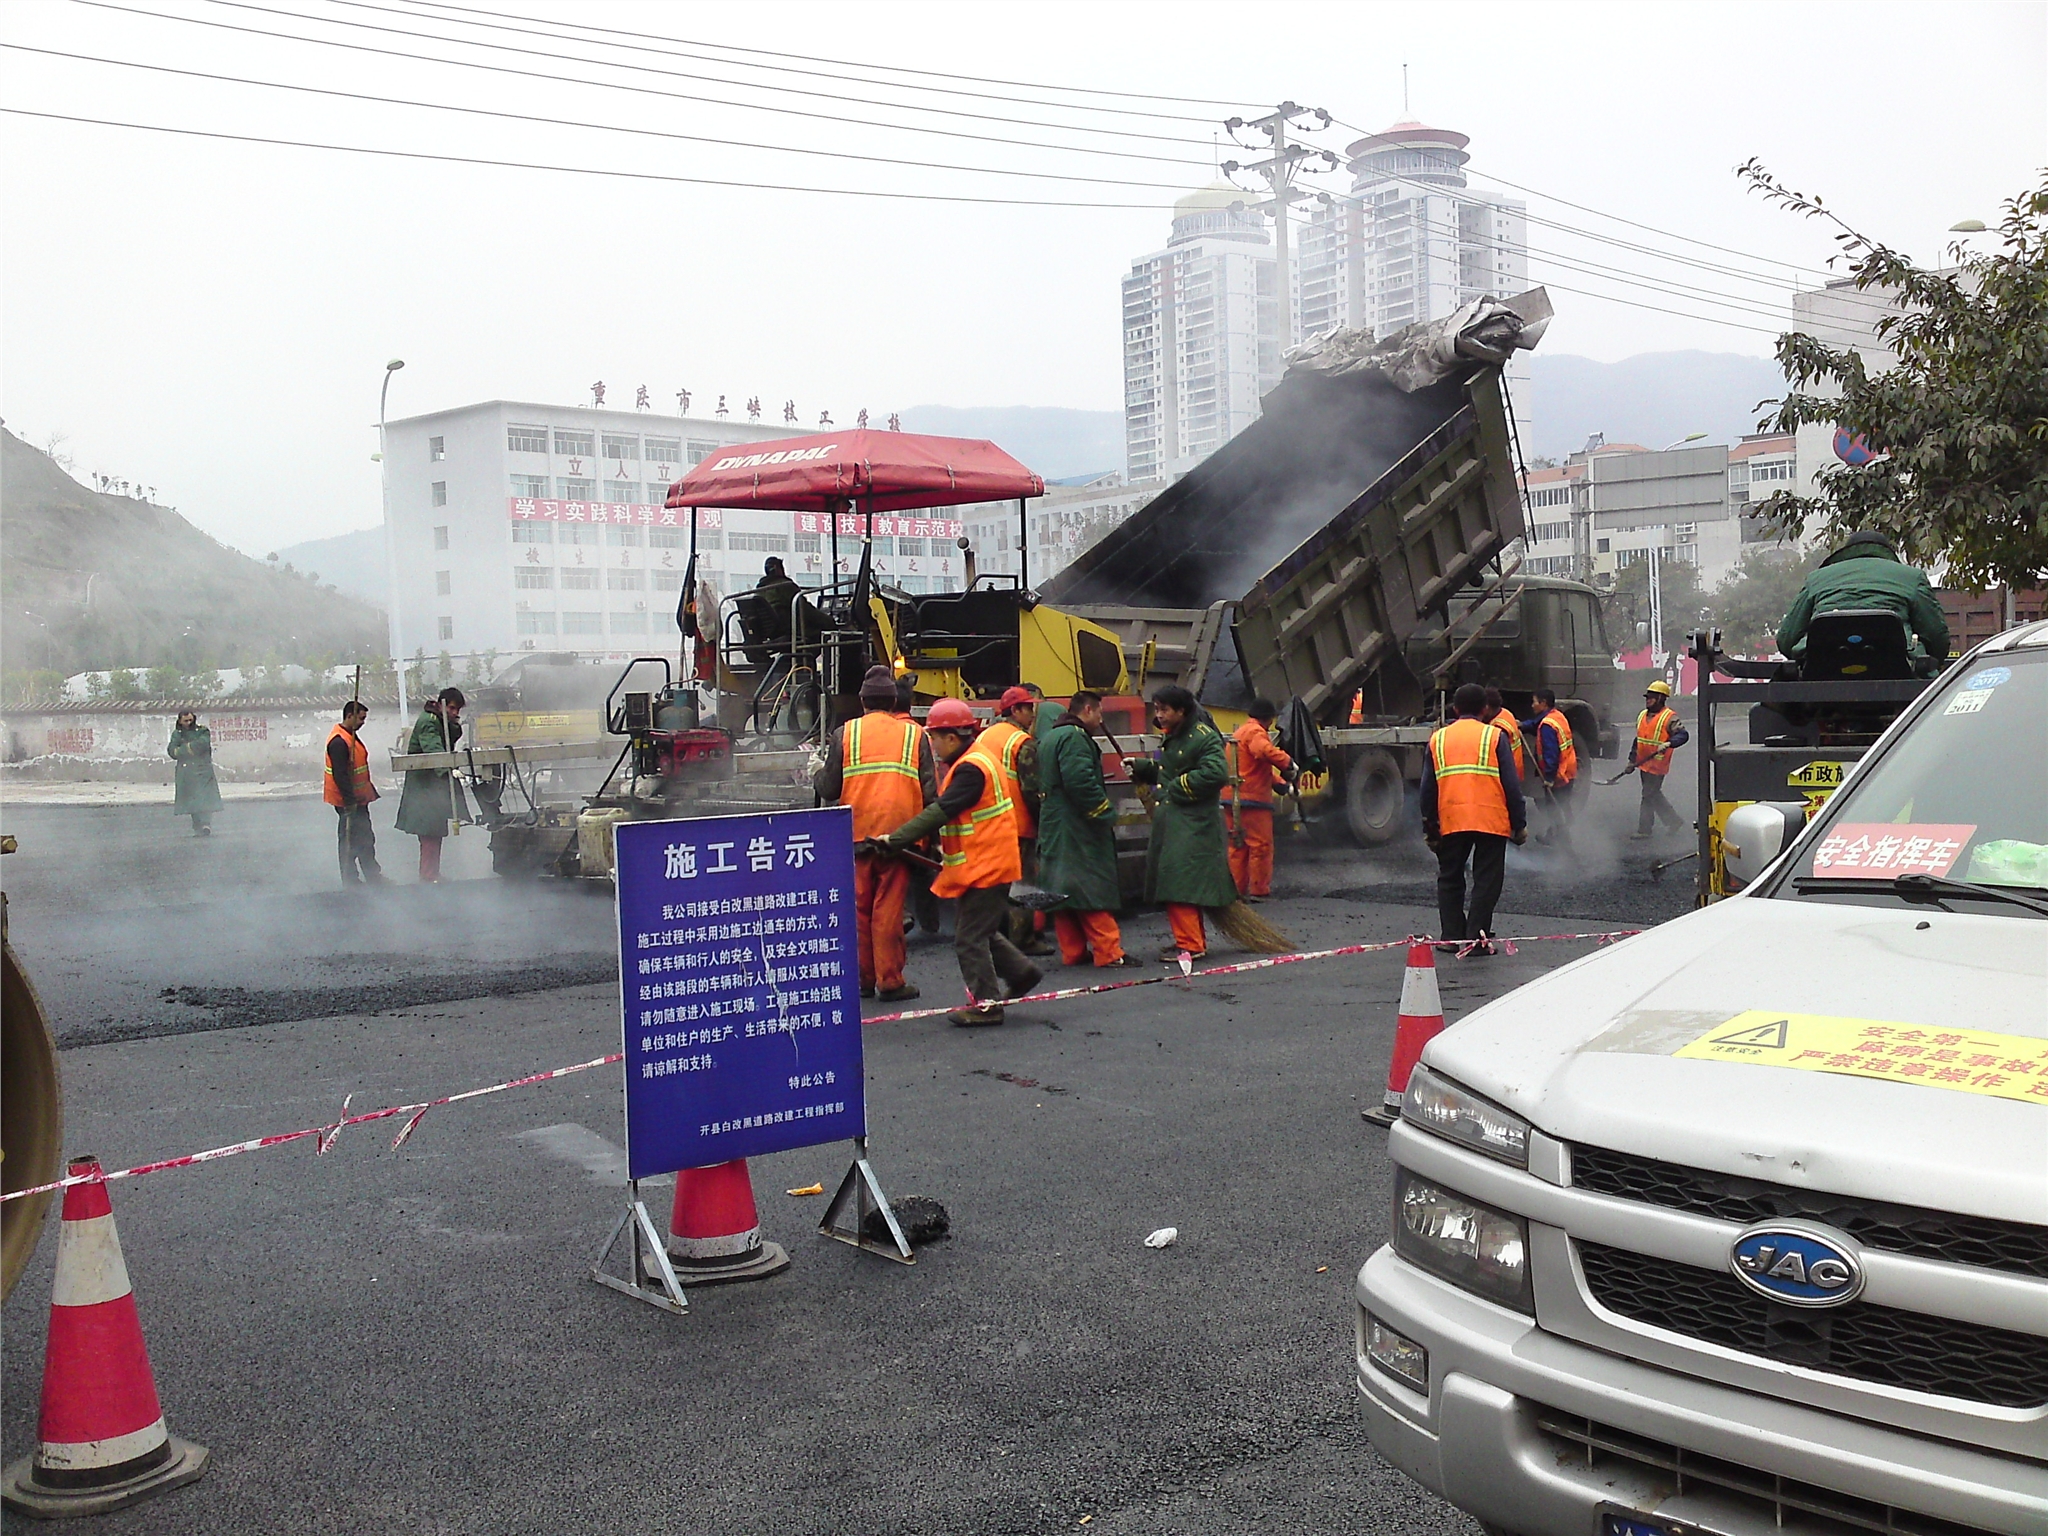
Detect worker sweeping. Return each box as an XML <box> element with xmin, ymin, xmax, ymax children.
<box><xmin>875</xmin><ymin>698</ymin><xmax>1038</xmax><ymax>1027</ymax></box>
<box><xmin>1034</xmin><ymin>689</ymin><xmax>1135</xmax><ymax>969</ymax></box>
<box><xmin>1129</xmin><ymin>686</ymin><xmax>1248</xmax><ymax>961</ymax></box>
<box><xmin>980</xmin><ymin>686</ymin><xmax>1053</xmax><ymax>957</ymax></box>
<box><xmin>1628</xmin><ymin>679</ymin><xmax>1690</xmax><ymax>840</ymax></box>
<box><xmin>1226</xmin><ymin>697</ymin><xmax>1295</xmax><ymax>901</ymax></box>
<box><xmin>1527</xmin><ymin>687</ymin><xmax>1578</xmax><ymax>846</ymax></box>
<box><xmin>1483</xmin><ymin>686</ymin><xmax>1528</xmax><ymax>781</ymax></box>
<box><xmin>323</xmin><ymin>699</ymin><xmax>384</xmax><ymax>887</ymax></box>
<box><xmin>1420</xmin><ymin>683</ymin><xmax>1526</xmax><ymax>953</ymax></box>
<box><xmin>814</xmin><ymin>666</ymin><xmax>937</xmax><ymax>1003</ymax></box>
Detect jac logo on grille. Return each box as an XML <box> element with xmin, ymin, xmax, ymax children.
<box><xmin>1730</xmin><ymin>1221</ymin><xmax>1865</xmax><ymax>1308</ymax></box>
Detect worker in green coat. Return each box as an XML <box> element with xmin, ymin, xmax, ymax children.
<box><xmin>395</xmin><ymin>687</ymin><xmax>465</xmax><ymax>883</ymax></box>
<box><xmin>1128</xmin><ymin>685</ymin><xmax>1237</xmax><ymax>960</ymax></box>
<box><xmin>1776</xmin><ymin>532</ymin><xmax>1950</xmax><ymax>662</ymax></box>
<box><xmin>1034</xmin><ymin>690</ymin><xmax>1136</xmax><ymax>969</ymax></box>
<box><xmin>167</xmin><ymin>711</ymin><xmax>222</xmax><ymax>836</ymax></box>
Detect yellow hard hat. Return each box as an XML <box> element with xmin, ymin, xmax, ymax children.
<box><xmin>1645</xmin><ymin>680</ymin><xmax>1673</xmax><ymax>697</ymax></box>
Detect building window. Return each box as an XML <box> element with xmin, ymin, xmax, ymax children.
<box><xmin>794</xmin><ymin>533</ymin><xmax>822</xmax><ymax>554</ymax></box>
<box><xmin>558</xmin><ymin>477</ymin><xmax>596</xmax><ymax>500</ymax></box>
<box><xmin>605</xmin><ymin>481</ymin><xmax>639</xmax><ymax>503</ymax></box>
<box><xmin>510</xmin><ymin>522</ymin><xmax>553</xmax><ymax>544</ymax></box>
<box><xmin>553</xmin><ymin>429</ymin><xmax>593</xmax><ymax>457</ymax></box>
<box><xmin>428</xmin><ymin>436</ymin><xmax>445</xmax><ymax>462</ymax></box>
<box><xmin>514</xmin><ymin>568</ymin><xmax>553</xmax><ymax>589</ymax></box>
<box><xmin>507</xmin><ymin>425</ymin><xmax>548</xmax><ymax>453</ymax></box>
<box><xmin>649</xmin><ymin>528</ymin><xmax>688</xmax><ymax>548</ymax></box>
<box><xmin>559</xmin><ymin>525</ymin><xmax>600</xmax><ymax>546</ymax></box>
<box><xmin>601</xmin><ymin>435</ymin><xmax>639</xmax><ymax>461</ymax></box>
<box><xmin>605</xmin><ymin>525</ymin><xmax>644</xmax><ymax>547</ymax></box>
<box><xmin>559</xmin><ymin>568</ymin><xmax>599</xmax><ymax>590</ymax></box>
<box><xmin>610</xmin><ymin>611</ymin><xmax>648</xmax><ymax>633</ymax></box>
<box><xmin>431</xmin><ymin>481</ymin><xmax>448</xmax><ymax>507</ymax></box>
<box><xmin>895</xmin><ymin>538</ymin><xmax>927</xmax><ymax>558</ymax></box>
<box><xmin>516</xmin><ymin>610</ymin><xmax>556</xmax><ymax>635</ymax></box>
<box><xmin>686</xmin><ymin>440</ymin><xmax>720</xmax><ymax>464</ymax></box>
<box><xmin>653</xmin><ymin>570</ymin><xmax>685</xmax><ymax>591</ymax></box>
<box><xmin>729</xmin><ymin>532</ymin><xmax>790</xmax><ymax>553</ymax></box>
<box><xmin>645</xmin><ymin>436</ymin><xmax>681</xmax><ymax>462</ymax></box>
<box><xmin>1596</xmin><ymin>538</ymin><xmax>1611</xmax><ymax>553</ymax></box>
<box><xmin>510</xmin><ymin>475</ymin><xmax>547</xmax><ymax>498</ymax></box>
<box><xmin>437</xmin><ymin>616</ymin><xmax>454</xmax><ymax>641</ymax></box>
<box><xmin>435</xmin><ymin>570</ymin><xmax>452</xmax><ymax>596</ymax></box>
<box><xmin>606</xmin><ymin>569</ymin><xmax>645</xmax><ymax>591</ymax></box>
<box><xmin>561</xmin><ymin>611</ymin><xmax>604</xmax><ymax>635</ymax></box>
<box><xmin>433</xmin><ymin>524</ymin><xmax>450</xmax><ymax>550</ymax></box>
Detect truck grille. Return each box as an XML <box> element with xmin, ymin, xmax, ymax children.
<box><xmin>1577</xmin><ymin>1242</ymin><xmax>2048</xmax><ymax>1410</ymax></box>
<box><xmin>1570</xmin><ymin>1144</ymin><xmax>2048</xmax><ymax>1281</ymax></box>
<box><xmin>1533</xmin><ymin>1407</ymin><xmax>1993</xmax><ymax>1536</ymax></box>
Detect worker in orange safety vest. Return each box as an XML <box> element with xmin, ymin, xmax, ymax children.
<box><xmin>1225</xmin><ymin>696</ymin><xmax>1296</xmax><ymax>900</ymax></box>
<box><xmin>979</xmin><ymin>685</ymin><xmax>1054</xmax><ymax>956</ymax></box>
<box><xmin>1420</xmin><ymin>683</ymin><xmax>1526</xmax><ymax>952</ymax></box>
<box><xmin>1629</xmin><ymin>679</ymin><xmax>1690</xmax><ymax>840</ymax></box>
<box><xmin>323</xmin><ymin>699</ymin><xmax>385</xmax><ymax>886</ymax></box>
<box><xmin>1525</xmin><ymin>686</ymin><xmax>1579</xmax><ymax>847</ymax></box>
<box><xmin>814</xmin><ymin>666</ymin><xmax>938</xmax><ymax>1002</ymax></box>
<box><xmin>876</xmin><ymin>697</ymin><xmax>1039</xmax><ymax>1027</ymax></box>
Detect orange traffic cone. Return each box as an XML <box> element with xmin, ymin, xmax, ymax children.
<box><xmin>642</xmin><ymin>1159</ymin><xmax>790</xmax><ymax>1288</ymax></box>
<box><xmin>1362</xmin><ymin>941</ymin><xmax>1446</xmax><ymax>1127</ymax></box>
<box><xmin>3</xmin><ymin>1158</ymin><xmax>207</xmax><ymax>1518</ymax></box>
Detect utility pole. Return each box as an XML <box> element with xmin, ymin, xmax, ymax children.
<box><xmin>1221</xmin><ymin>103</ymin><xmax>1339</xmax><ymax>352</ymax></box>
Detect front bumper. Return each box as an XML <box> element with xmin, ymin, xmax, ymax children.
<box><xmin>1356</xmin><ymin>1245</ymin><xmax>2048</xmax><ymax>1536</ymax></box>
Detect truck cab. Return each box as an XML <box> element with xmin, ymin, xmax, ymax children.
<box><xmin>1355</xmin><ymin>620</ymin><xmax>2048</xmax><ymax>1535</ymax></box>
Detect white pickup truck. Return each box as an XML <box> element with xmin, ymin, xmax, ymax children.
<box><xmin>1355</xmin><ymin>621</ymin><xmax>2048</xmax><ymax>1536</ymax></box>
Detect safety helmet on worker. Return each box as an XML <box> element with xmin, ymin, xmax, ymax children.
<box><xmin>924</xmin><ymin>698</ymin><xmax>979</xmax><ymax>733</ymax></box>
<box><xmin>1644</xmin><ymin>680</ymin><xmax>1673</xmax><ymax>698</ymax></box>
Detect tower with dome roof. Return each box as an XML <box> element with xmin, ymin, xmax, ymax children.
<box><xmin>1119</xmin><ymin>181</ymin><xmax>1284</xmax><ymax>485</ymax></box>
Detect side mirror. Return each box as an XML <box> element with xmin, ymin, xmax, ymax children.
<box><xmin>1722</xmin><ymin>801</ymin><xmax>1808</xmax><ymax>889</ymax></box>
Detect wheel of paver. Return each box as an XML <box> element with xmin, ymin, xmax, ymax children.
<box><xmin>1343</xmin><ymin>746</ymin><xmax>1405</xmax><ymax>846</ymax></box>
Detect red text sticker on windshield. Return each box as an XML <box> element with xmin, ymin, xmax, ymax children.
<box><xmin>1810</xmin><ymin>824</ymin><xmax>1976</xmax><ymax>879</ymax></box>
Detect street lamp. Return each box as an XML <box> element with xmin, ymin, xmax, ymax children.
<box><xmin>1949</xmin><ymin>219</ymin><xmax>1988</xmax><ymax>233</ymax></box>
<box><xmin>1661</xmin><ymin>432</ymin><xmax>1708</xmax><ymax>451</ymax></box>
<box><xmin>378</xmin><ymin>359</ymin><xmax>408</xmax><ymax>721</ymax></box>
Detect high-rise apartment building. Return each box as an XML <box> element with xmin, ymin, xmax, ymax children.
<box><xmin>1121</xmin><ymin>183</ymin><xmax>1283</xmax><ymax>484</ymax></box>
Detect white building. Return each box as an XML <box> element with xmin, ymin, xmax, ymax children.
<box><xmin>961</xmin><ymin>472</ymin><xmax>1164</xmax><ymax>589</ymax></box>
<box><xmin>1788</xmin><ymin>277</ymin><xmax>1904</xmax><ymax>503</ymax></box>
<box><xmin>1298</xmin><ymin>121</ymin><xmax>1532</xmax><ymax>434</ymax></box>
<box><xmin>1121</xmin><ymin>184</ymin><xmax>1283</xmax><ymax>485</ymax></box>
<box><xmin>381</xmin><ymin>401</ymin><xmax>970</xmax><ymax>659</ymax></box>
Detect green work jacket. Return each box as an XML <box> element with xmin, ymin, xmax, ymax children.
<box><xmin>1034</xmin><ymin>717</ymin><xmax>1122</xmax><ymax>913</ymax></box>
<box><xmin>1143</xmin><ymin>718</ymin><xmax>1238</xmax><ymax>909</ymax></box>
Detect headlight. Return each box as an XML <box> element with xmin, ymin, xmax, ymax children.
<box><xmin>1392</xmin><ymin>1168</ymin><xmax>1534</xmax><ymax>1314</ymax></box>
<box><xmin>1363</xmin><ymin>1312</ymin><xmax>1429</xmax><ymax>1393</ymax></box>
<box><xmin>1401</xmin><ymin>1063</ymin><xmax>1530</xmax><ymax>1167</ymax></box>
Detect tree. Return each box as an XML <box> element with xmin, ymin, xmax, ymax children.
<box><xmin>106</xmin><ymin>667</ymin><xmax>141</xmax><ymax>701</ymax></box>
<box><xmin>1741</xmin><ymin>164</ymin><xmax>2048</xmax><ymax>589</ymax></box>
<box><xmin>1601</xmin><ymin>554</ymin><xmax>1707</xmax><ymax>657</ymax></box>
<box><xmin>145</xmin><ymin>664</ymin><xmax>183</xmax><ymax>697</ymax></box>
<box><xmin>1709</xmin><ymin>545</ymin><xmax>1822</xmax><ymax>655</ymax></box>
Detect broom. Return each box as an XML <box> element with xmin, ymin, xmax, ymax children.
<box><xmin>1111</xmin><ymin>726</ymin><xmax>1294</xmax><ymax>956</ymax></box>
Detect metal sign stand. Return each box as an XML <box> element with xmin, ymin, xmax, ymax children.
<box><xmin>590</xmin><ymin>1179</ymin><xmax>689</xmax><ymax>1314</ymax></box>
<box><xmin>818</xmin><ymin>1137</ymin><xmax>914</xmax><ymax>1264</ymax></box>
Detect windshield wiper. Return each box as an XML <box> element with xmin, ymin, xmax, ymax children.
<box><xmin>1792</xmin><ymin>873</ymin><xmax>2048</xmax><ymax>918</ymax></box>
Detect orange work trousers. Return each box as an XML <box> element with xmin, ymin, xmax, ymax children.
<box><xmin>1052</xmin><ymin>909</ymin><xmax>1124</xmax><ymax>967</ymax></box>
<box><xmin>1166</xmin><ymin>903</ymin><xmax>1207</xmax><ymax>957</ymax></box>
<box><xmin>853</xmin><ymin>854</ymin><xmax>911</xmax><ymax>991</ymax></box>
<box><xmin>1226</xmin><ymin>801</ymin><xmax>1276</xmax><ymax>897</ymax></box>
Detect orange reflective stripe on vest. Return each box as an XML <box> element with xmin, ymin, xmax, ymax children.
<box><xmin>979</xmin><ymin>720</ymin><xmax>1036</xmax><ymax>839</ymax></box>
<box><xmin>1429</xmin><ymin>718</ymin><xmax>1511</xmax><ymax>836</ymax></box>
<box><xmin>1491</xmin><ymin>708</ymin><xmax>1526</xmax><ymax>779</ymax></box>
<box><xmin>322</xmin><ymin>723</ymin><xmax>377</xmax><ymax>806</ymax></box>
<box><xmin>933</xmin><ymin>742</ymin><xmax>1022</xmax><ymax>898</ymax></box>
<box><xmin>1636</xmin><ymin>707</ymin><xmax>1678</xmax><ymax>776</ymax></box>
<box><xmin>1542</xmin><ymin>708</ymin><xmax>1578</xmax><ymax>786</ymax></box>
<box><xmin>838</xmin><ymin>712</ymin><xmax>925</xmax><ymax>841</ymax></box>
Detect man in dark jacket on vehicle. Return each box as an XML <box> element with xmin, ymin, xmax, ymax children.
<box><xmin>1776</xmin><ymin>532</ymin><xmax>1950</xmax><ymax>661</ymax></box>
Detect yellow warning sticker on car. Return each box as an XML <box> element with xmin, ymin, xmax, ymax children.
<box><xmin>1676</xmin><ymin>1011</ymin><xmax>2048</xmax><ymax>1105</ymax></box>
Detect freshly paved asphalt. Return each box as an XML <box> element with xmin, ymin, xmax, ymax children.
<box><xmin>0</xmin><ymin>764</ymin><xmax>1695</xmax><ymax>1534</ymax></box>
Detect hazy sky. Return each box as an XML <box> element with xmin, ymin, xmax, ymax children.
<box><xmin>3</xmin><ymin>0</ymin><xmax>2042</xmax><ymax>555</ymax></box>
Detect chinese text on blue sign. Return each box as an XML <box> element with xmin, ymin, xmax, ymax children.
<box><xmin>614</xmin><ymin>808</ymin><xmax>865</xmax><ymax>1180</ymax></box>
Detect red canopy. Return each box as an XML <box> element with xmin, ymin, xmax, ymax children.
<box><xmin>663</xmin><ymin>429</ymin><xmax>1042</xmax><ymax>514</ymax></box>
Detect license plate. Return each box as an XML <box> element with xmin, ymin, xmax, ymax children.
<box><xmin>1601</xmin><ymin>1513</ymin><xmax>1713</xmax><ymax>1536</ymax></box>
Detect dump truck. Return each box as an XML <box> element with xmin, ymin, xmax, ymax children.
<box><xmin>1043</xmin><ymin>289</ymin><xmax>1631</xmax><ymax>845</ymax></box>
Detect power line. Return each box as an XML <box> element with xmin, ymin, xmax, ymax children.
<box><xmin>193</xmin><ymin>0</ymin><xmax>1218</xmax><ymax>148</ymax></box>
<box><xmin>400</xmin><ymin>0</ymin><xmax>1264</xmax><ymax>112</ymax></box>
<box><xmin>3</xmin><ymin>42</ymin><xmax>1197</xmax><ymax>190</ymax></box>
<box><xmin>0</xmin><ymin>107</ymin><xmax>1175</xmax><ymax>208</ymax></box>
<box><xmin>78</xmin><ymin>1</ymin><xmax>1215</xmax><ymax>164</ymax></box>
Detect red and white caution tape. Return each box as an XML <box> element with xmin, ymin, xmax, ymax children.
<box><xmin>0</xmin><ymin>926</ymin><xmax>1640</xmax><ymax>1205</ymax></box>
<box><xmin>859</xmin><ymin>926</ymin><xmax>1642</xmax><ymax>1024</ymax></box>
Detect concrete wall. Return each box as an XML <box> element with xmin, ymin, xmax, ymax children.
<box><xmin>1</xmin><ymin>702</ymin><xmax>404</xmax><ymax>782</ymax></box>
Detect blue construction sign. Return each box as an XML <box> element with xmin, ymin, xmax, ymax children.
<box><xmin>613</xmin><ymin>806</ymin><xmax>866</xmax><ymax>1181</ymax></box>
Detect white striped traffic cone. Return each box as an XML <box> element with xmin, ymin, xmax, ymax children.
<box><xmin>1362</xmin><ymin>941</ymin><xmax>1447</xmax><ymax>1127</ymax></box>
<box><xmin>641</xmin><ymin>1159</ymin><xmax>790</xmax><ymax>1288</ymax></box>
<box><xmin>2</xmin><ymin>1157</ymin><xmax>208</xmax><ymax>1518</ymax></box>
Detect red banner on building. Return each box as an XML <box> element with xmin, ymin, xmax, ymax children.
<box><xmin>792</xmin><ymin>511</ymin><xmax>964</xmax><ymax>540</ymax></box>
<box><xmin>508</xmin><ymin>499</ymin><xmax>725</xmax><ymax>529</ymax></box>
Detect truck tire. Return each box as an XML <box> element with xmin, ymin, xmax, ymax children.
<box><xmin>1343</xmin><ymin>747</ymin><xmax>1406</xmax><ymax>846</ymax></box>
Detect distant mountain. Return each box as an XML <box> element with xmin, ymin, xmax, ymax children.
<box><xmin>0</xmin><ymin>429</ymin><xmax>386</xmax><ymax>679</ymax></box>
<box><xmin>1525</xmin><ymin>351</ymin><xmax>1788</xmax><ymax>461</ymax></box>
<box><xmin>275</xmin><ymin>526</ymin><xmax>388</xmax><ymax>606</ymax></box>
<box><xmin>897</xmin><ymin>405</ymin><xmax>1124</xmax><ymax>482</ymax></box>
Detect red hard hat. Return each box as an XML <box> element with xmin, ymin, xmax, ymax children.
<box><xmin>998</xmin><ymin>686</ymin><xmax>1036</xmax><ymax>714</ymax></box>
<box><xmin>924</xmin><ymin>698</ymin><xmax>979</xmax><ymax>732</ymax></box>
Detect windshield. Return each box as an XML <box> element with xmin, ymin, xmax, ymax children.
<box><xmin>1775</xmin><ymin>647</ymin><xmax>2048</xmax><ymax>901</ymax></box>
